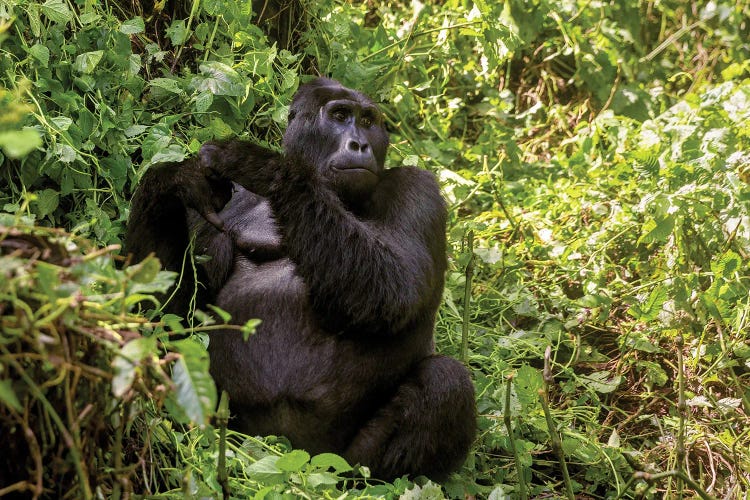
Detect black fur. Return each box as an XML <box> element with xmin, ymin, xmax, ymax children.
<box><xmin>125</xmin><ymin>78</ymin><xmax>476</xmax><ymax>481</ymax></box>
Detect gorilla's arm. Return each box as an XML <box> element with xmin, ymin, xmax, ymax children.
<box><xmin>125</xmin><ymin>158</ymin><xmax>230</xmax><ymax>312</ymax></box>
<box><xmin>126</xmin><ymin>145</ymin><xmax>279</xmax><ymax>311</ymax></box>
<box><xmin>201</xmin><ymin>141</ymin><xmax>447</xmax><ymax>335</ymax></box>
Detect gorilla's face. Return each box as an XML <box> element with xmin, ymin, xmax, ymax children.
<box><xmin>283</xmin><ymin>79</ymin><xmax>389</xmax><ymax>203</ymax></box>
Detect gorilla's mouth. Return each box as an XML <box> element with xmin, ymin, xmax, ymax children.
<box><xmin>331</xmin><ymin>164</ymin><xmax>378</xmax><ymax>176</ymax></box>
<box><xmin>334</xmin><ymin>166</ymin><xmax>375</xmax><ymax>173</ymax></box>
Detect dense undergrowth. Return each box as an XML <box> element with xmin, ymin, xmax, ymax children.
<box><xmin>1</xmin><ymin>0</ymin><xmax>749</xmax><ymax>498</ymax></box>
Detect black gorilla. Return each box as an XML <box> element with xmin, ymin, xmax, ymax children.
<box><xmin>126</xmin><ymin>78</ymin><xmax>476</xmax><ymax>480</ymax></box>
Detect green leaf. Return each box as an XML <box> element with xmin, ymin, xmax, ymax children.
<box><xmin>0</xmin><ymin>380</ymin><xmax>22</xmax><ymax>412</ymax></box>
<box><xmin>166</xmin><ymin>19</ymin><xmax>190</xmax><ymax>45</ymax></box>
<box><xmin>192</xmin><ymin>62</ymin><xmax>244</xmax><ymax>97</ymax></box>
<box><xmin>74</xmin><ymin>50</ymin><xmax>105</xmax><ymax>74</ymax></box>
<box><xmin>128</xmin><ymin>255</ymin><xmax>161</xmax><ymax>283</ymax></box>
<box><xmin>149</xmin><ymin>78</ymin><xmax>184</xmax><ymax>95</ymax></box>
<box><xmin>34</xmin><ymin>188</ymin><xmax>59</xmax><ymax>217</ymax></box>
<box><xmin>0</xmin><ymin>129</ymin><xmax>42</xmax><ymax>158</ymax></box>
<box><xmin>241</xmin><ymin>318</ymin><xmax>261</xmax><ymax>341</ymax></box>
<box><xmin>637</xmin><ymin>215</ymin><xmax>675</xmax><ymax>245</ymax></box>
<box><xmin>55</xmin><ymin>143</ymin><xmax>76</xmax><ymax>163</ymax></box>
<box><xmin>41</xmin><ymin>0</ymin><xmax>73</xmax><ymax>24</ymax></box>
<box><xmin>711</xmin><ymin>250</ymin><xmax>741</xmax><ymax>278</ymax></box>
<box><xmin>170</xmin><ymin>339</ymin><xmax>216</xmax><ymax>427</ymax></box>
<box><xmin>50</xmin><ymin>116</ymin><xmax>72</xmax><ymax>131</ymax></box>
<box><xmin>29</xmin><ymin>44</ymin><xmax>50</xmax><ymax>67</ymax></box>
<box><xmin>112</xmin><ymin>336</ymin><xmax>157</xmax><ymax>398</ymax></box>
<box><xmin>276</xmin><ymin>449</ymin><xmax>310</xmax><ymax>472</ymax></box>
<box><xmin>627</xmin><ymin>285</ymin><xmax>667</xmax><ymax>321</ymax></box>
<box><xmin>207</xmin><ymin>304</ymin><xmax>232</xmax><ymax>323</ymax></box>
<box><xmin>311</xmin><ymin>452</ymin><xmax>353</xmax><ymax>473</ymax></box>
<box><xmin>581</xmin><ymin>371</ymin><xmax>622</xmax><ymax>394</ymax></box>
<box><xmin>35</xmin><ymin>261</ymin><xmax>61</xmax><ymax>298</ymax></box>
<box><xmin>637</xmin><ymin>360</ymin><xmax>668</xmax><ymax>387</ymax></box>
<box><xmin>307</xmin><ymin>472</ymin><xmax>340</xmax><ymax>487</ymax></box>
<box><xmin>129</xmin><ymin>270</ymin><xmax>176</xmax><ymax>296</ymax></box>
<box><xmin>79</xmin><ymin>11</ymin><xmax>101</xmax><ymax>25</ymax></box>
<box><xmin>607</xmin><ymin>428</ymin><xmax>621</xmax><ymax>448</ymax></box>
<box><xmin>246</xmin><ymin>455</ymin><xmax>284</xmax><ymax>483</ymax></box>
<box><xmin>120</xmin><ymin>17</ymin><xmax>145</xmax><ymax>35</ymax></box>
<box><xmin>513</xmin><ymin>364</ymin><xmax>543</xmax><ymax>409</ymax></box>
<box><xmin>193</xmin><ymin>91</ymin><xmax>213</xmax><ymax>113</ymax></box>
<box><xmin>149</xmin><ymin>144</ymin><xmax>186</xmax><ymax>165</ymax></box>
<box><xmin>400</xmin><ymin>481</ymin><xmax>445</xmax><ymax>499</ymax></box>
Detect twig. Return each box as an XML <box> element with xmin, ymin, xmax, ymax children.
<box><xmin>676</xmin><ymin>333</ymin><xmax>686</xmax><ymax>499</ymax></box>
<box><xmin>217</xmin><ymin>390</ymin><xmax>231</xmax><ymax>499</ymax></box>
<box><xmin>633</xmin><ymin>471</ymin><xmax>715</xmax><ymax>500</ymax></box>
<box><xmin>540</xmin><ymin>346</ymin><xmax>574</xmax><ymax>499</ymax></box>
<box><xmin>0</xmin><ymin>345</ymin><xmax>93</xmax><ymax>500</ymax></box>
<box><xmin>460</xmin><ymin>230</ymin><xmax>474</xmax><ymax>363</ymax></box>
<box><xmin>504</xmin><ymin>374</ymin><xmax>527</xmax><ymax>500</ymax></box>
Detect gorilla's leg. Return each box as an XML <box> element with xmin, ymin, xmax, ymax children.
<box><xmin>344</xmin><ymin>355</ymin><xmax>476</xmax><ymax>481</ymax></box>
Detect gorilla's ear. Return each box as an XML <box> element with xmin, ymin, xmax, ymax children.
<box><xmin>288</xmin><ymin>109</ymin><xmax>297</xmax><ymax>122</ymax></box>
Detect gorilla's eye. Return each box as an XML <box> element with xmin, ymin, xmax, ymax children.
<box><xmin>331</xmin><ymin>108</ymin><xmax>349</xmax><ymax>122</ymax></box>
<box><xmin>360</xmin><ymin>115</ymin><xmax>374</xmax><ymax>127</ymax></box>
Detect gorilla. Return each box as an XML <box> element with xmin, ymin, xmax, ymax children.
<box><xmin>125</xmin><ymin>78</ymin><xmax>476</xmax><ymax>481</ymax></box>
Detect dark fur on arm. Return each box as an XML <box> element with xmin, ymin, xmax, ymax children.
<box><xmin>125</xmin><ymin>158</ymin><xmax>233</xmax><ymax>313</ymax></box>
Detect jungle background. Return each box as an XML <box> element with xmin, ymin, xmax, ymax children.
<box><xmin>1</xmin><ymin>0</ymin><xmax>749</xmax><ymax>498</ymax></box>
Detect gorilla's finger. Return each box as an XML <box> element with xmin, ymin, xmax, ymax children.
<box><xmin>204</xmin><ymin>212</ymin><xmax>225</xmax><ymax>231</ymax></box>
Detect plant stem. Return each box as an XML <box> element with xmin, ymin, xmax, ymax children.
<box><xmin>504</xmin><ymin>374</ymin><xmax>527</xmax><ymax>500</ymax></box>
<box><xmin>540</xmin><ymin>346</ymin><xmax>574</xmax><ymax>499</ymax></box>
<box><xmin>460</xmin><ymin>230</ymin><xmax>474</xmax><ymax>363</ymax></box>
<box><xmin>217</xmin><ymin>390</ymin><xmax>230</xmax><ymax>499</ymax></box>
<box><xmin>676</xmin><ymin>333</ymin><xmax>686</xmax><ymax>499</ymax></box>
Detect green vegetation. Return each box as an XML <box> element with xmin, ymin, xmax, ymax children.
<box><xmin>1</xmin><ymin>0</ymin><xmax>749</xmax><ymax>498</ymax></box>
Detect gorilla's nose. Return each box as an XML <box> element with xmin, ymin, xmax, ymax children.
<box><xmin>347</xmin><ymin>140</ymin><xmax>369</xmax><ymax>153</ymax></box>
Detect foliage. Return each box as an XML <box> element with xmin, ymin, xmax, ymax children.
<box><xmin>1</xmin><ymin>0</ymin><xmax>749</xmax><ymax>498</ymax></box>
<box><xmin>0</xmin><ymin>224</ymin><xmax>216</xmax><ymax>496</ymax></box>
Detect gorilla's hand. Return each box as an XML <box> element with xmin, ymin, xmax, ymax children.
<box><xmin>176</xmin><ymin>158</ymin><xmax>232</xmax><ymax>231</ymax></box>
<box><xmin>199</xmin><ymin>141</ymin><xmax>281</xmax><ymax>197</ymax></box>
